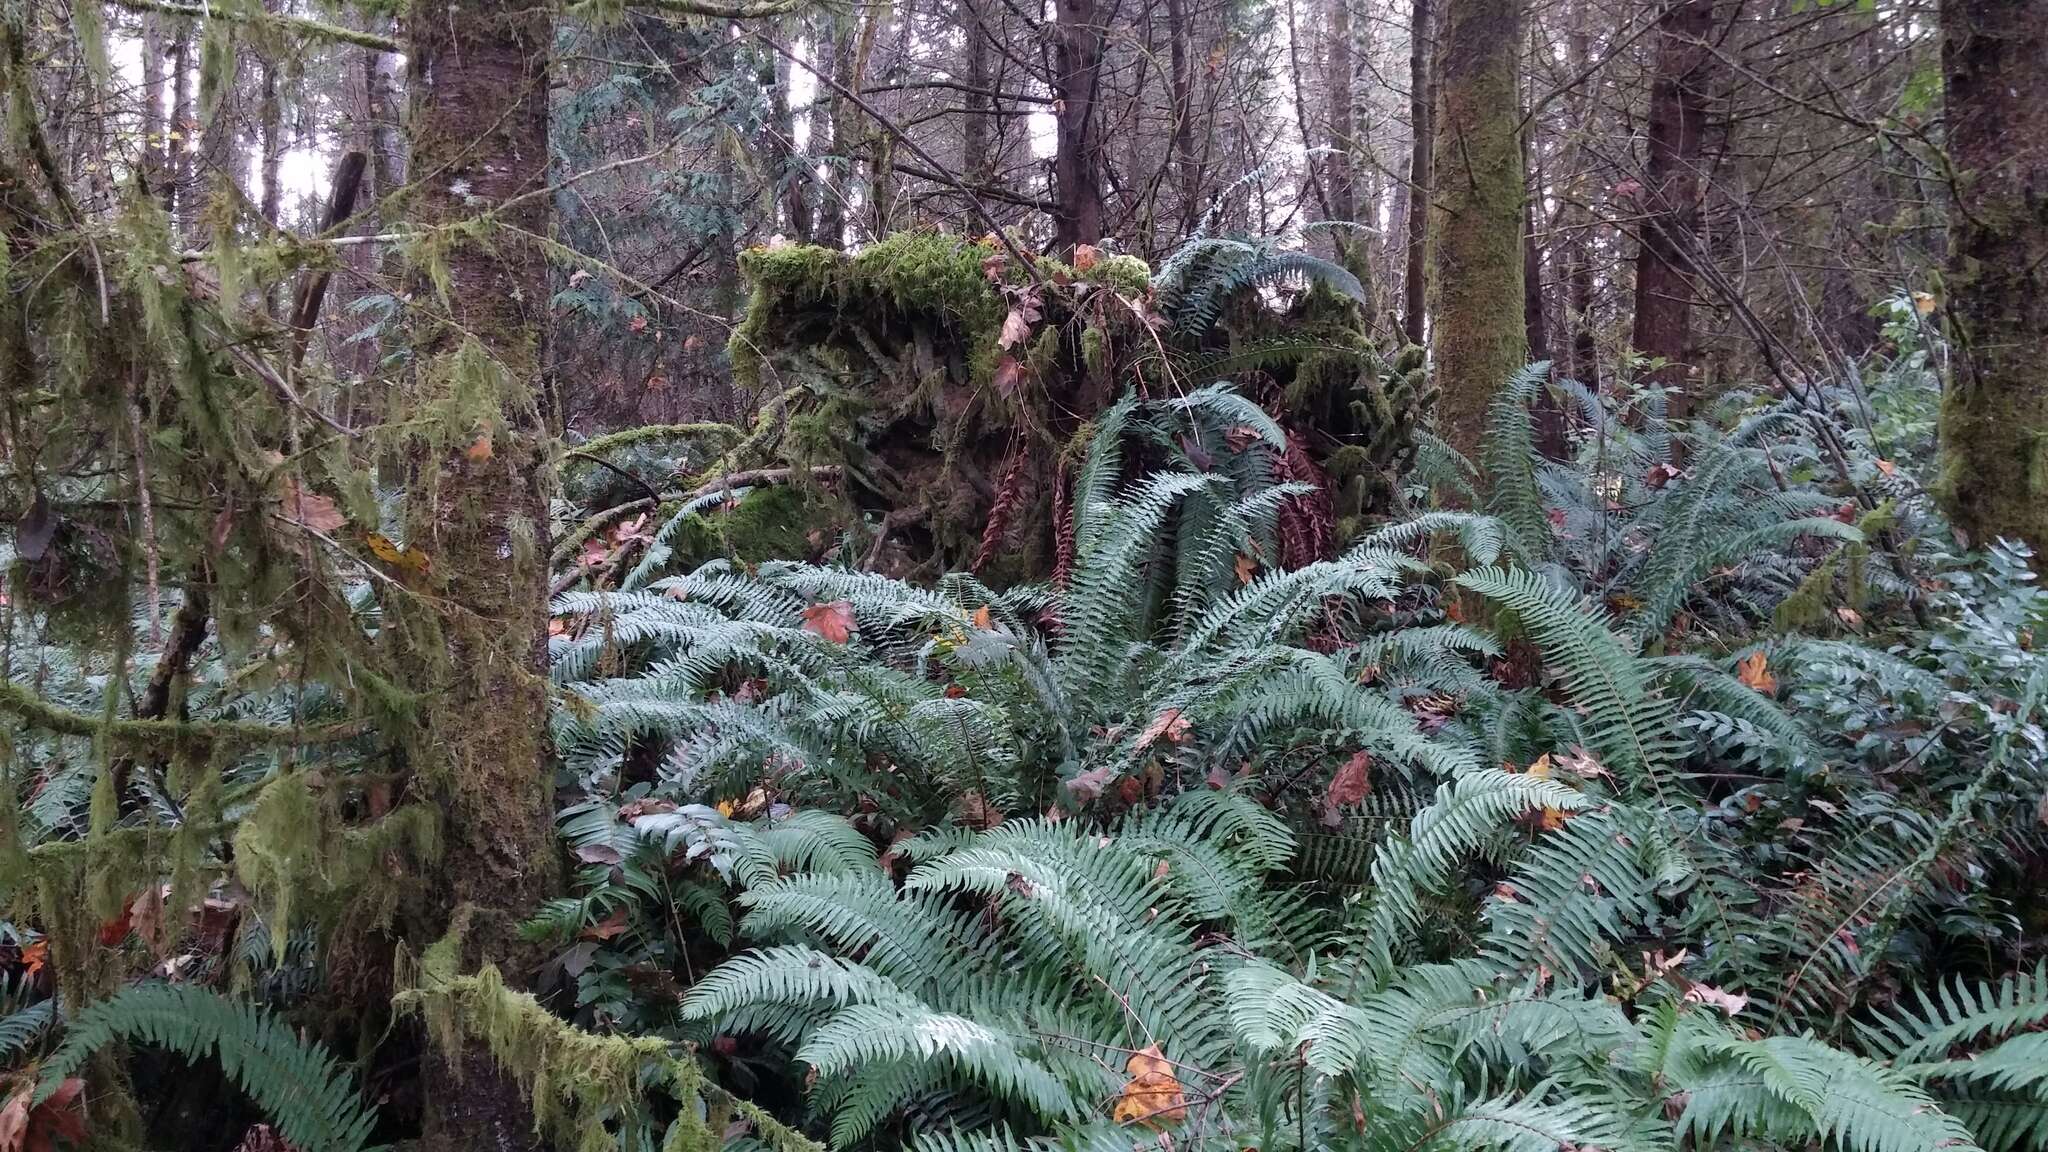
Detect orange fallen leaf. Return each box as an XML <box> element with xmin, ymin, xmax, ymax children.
<box><xmin>971</xmin><ymin>605</ymin><xmax>993</xmax><ymax>630</ymax></box>
<box><xmin>1113</xmin><ymin>1045</ymin><xmax>1186</xmax><ymax>1129</ymax></box>
<box><xmin>466</xmin><ymin>433</ymin><xmax>494</xmax><ymax>461</ymax></box>
<box><xmin>18</xmin><ymin>939</ymin><xmax>47</xmax><ymax>979</ymax></box>
<box><xmin>1523</xmin><ymin>754</ymin><xmax>1571</xmax><ymax>831</ymax></box>
<box><xmin>1234</xmin><ymin>553</ymin><xmax>1257</xmax><ymax>584</ymax></box>
<box><xmin>1072</xmin><ymin>244</ymin><xmax>1100</xmax><ymax>272</ymax></box>
<box><xmin>802</xmin><ymin>600</ymin><xmax>856</xmax><ymax>644</ymax></box>
<box><xmin>1873</xmin><ymin>458</ymin><xmax>1896</xmax><ymax>477</ymax></box>
<box><xmin>1735</xmin><ymin>650</ymin><xmax>1777</xmax><ymax>694</ymax></box>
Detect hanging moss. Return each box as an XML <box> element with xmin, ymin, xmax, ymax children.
<box><xmin>232</xmin><ymin>771</ymin><xmax>442</xmax><ymax>962</ymax></box>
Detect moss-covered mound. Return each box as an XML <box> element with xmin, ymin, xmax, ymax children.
<box><xmin>706</xmin><ymin>232</ymin><xmax>1431</xmax><ymax>582</ymax></box>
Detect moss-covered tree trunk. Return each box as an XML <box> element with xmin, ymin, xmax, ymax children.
<box><xmin>396</xmin><ymin>0</ymin><xmax>558</xmax><ymax>1142</ymax></box>
<box><xmin>1937</xmin><ymin>0</ymin><xmax>2048</xmax><ymax>556</ymax></box>
<box><xmin>1427</xmin><ymin>0</ymin><xmax>1525</xmax><ymax>461</ymax></box>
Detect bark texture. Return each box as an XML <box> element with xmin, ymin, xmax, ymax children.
<box><xmin>1401</xmin><ymin>0</ymin><xmax>1432</xmax><ymax>346</ymax></box>
<box><xmin>1052</xmin><ymin>0</ymin><xmax>1105</xmax><ymax>251</ymax></box>
<box><xmin>1427</xmin><ymin>0</ymin><xmax>1525</xmax><ymax>460</ymax></box>
<box><xmin>398</xmin><ymin>0</ymin><xmax>559</xmax><ymax>1141</ymax></box>
<box><xmin>1937</xmin><ymin>0</ymin><xmax>2048</xmax><ymax>555</ymax></box>
<box><xmin>1630</xmin><ymin>0</ymin><xmax>1713</xmax><ymax>424</ymax></box>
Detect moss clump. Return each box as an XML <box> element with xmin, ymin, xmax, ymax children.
<box><xmin>731</xmin><ymin>234</ymin><xmax>1007</xmax><ymax>394</ymax></box>
<box><xmin>1082</xmin><ymin>253</ymin><xmax>1152</xmax><ymax>295</ymax></box>
<box><xmin>665</xmin><ymin>486</ymin><xmax>833</xmax><ymax>571</ymax></box>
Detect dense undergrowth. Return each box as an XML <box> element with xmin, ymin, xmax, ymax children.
<box><xmin>3</xmin><ymin>270</ymin><xmax>2046</xmax><ymax>1152</ymax></box>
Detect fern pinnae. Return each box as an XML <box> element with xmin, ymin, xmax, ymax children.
<box><xmin>38</xmin><ymin>983</ymin><xmax>382</xmax><ymax>1152</ymax></box>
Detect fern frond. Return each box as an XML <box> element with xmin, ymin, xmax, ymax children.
<box><xmin>39</xmin><ymin>984</ymin><xmax>380</xmax><ymax>1152</ymax></box>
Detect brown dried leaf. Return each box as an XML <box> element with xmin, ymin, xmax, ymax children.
<box><xmin>801</xmin><ymin>600</ymin><xmax>856</xmax><ymax>644</ymax></box>
<box><xmin>1326</xmin><ymin>751</ymin><xmax>1372</xmax><ymax>808</ymax></box>
<box><xmin>1072</xmin><ymin>244</ymin><xmax>1100</xmax><ymax>272</ymax></box>
<box><xmin>1066</xmin><ymin>762</ymin><xmax>1118</xmax><ymax>803</ymax></box>
<box><xmin>998</xmin><ymin>308</ymin><xmax>1032</xmax><ymax>349</ymax></box>
<box><xmin>1136</xmin><ymin>708</ymin><xmax>1191</xmax><ymax>749</ymax></box>
<box><xmin>992</xmin><ymin>356</ymin><xmax>1026</xmax><ymax>399</ymax></box>
<box><xmin>280</xmin><ymin>478</ymin><xmax>347</xmax><ymax>534</ymax></box>
<box><xmin>1682</xmin><ymin>983</ymin><xmax>1750</xmax><ymax>1016</ymax></box>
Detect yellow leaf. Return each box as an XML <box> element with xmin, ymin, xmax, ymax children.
<box><xmin>1735</xmin><ymin>650</ymin><xmax>1777</xmax><ymax>694</ymax></box>
<box><xmin>363</xmin><ymin>532</ymin><xmax>432</xmax><ymax>573</ymax></box>
<box><xmin>1112</xmin><ymin>1045</ymin><xmax>1186</xmax><ymax>1130</ymax></box>
<box><xmin>1522</xmin><ymin>755</ymin><xmax>1569</xmax><ymax>831</ymax></box>
<box><xmin>1911</xmin><ymin>290</ymin><xmax>1937</xmax><ymax>315</ymax></box>
<box><xmin>714</xmin><ymin>800</ymin><xmax>735</xmax><ymax>818</ymax></box>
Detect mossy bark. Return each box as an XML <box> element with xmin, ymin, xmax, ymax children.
<box><xmin>1427</xmin><ymin>0</ymin><xmax>1526</xmax><ymax>463</ymax></box>
<box><xmin>395</xmin><ymin>0</ymin><xmax>559</xmax><ymax>1142</ymax></box>
<box><xmin>1936</xmin><ymin>0</ymin><xmax>2048</xmax><ymax>557</ymax></box>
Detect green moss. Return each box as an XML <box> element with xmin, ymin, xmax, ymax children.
<box><xmin>1082</xmin><ymin>253</ymin><xmax>1152</xmax><ymax>295</ymax></box>
<box><xmin>666</xmin><ymin>486</ymin><xmax>833</xmax><ymax>572</ymax></box>
<box><xmin>396</xmin><ymin>950</ymin><xmax>822</xmax><ymax>1152</ymax></box>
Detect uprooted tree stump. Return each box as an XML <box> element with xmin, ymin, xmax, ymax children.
<box><xmin>574</xmin><ymin>232</ymin><xmax>1436</xmax><ymax>586</ymax></box>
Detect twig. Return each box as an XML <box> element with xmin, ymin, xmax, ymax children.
<box><xmin>565</xmin><ymin>450</ymin><xmax>662</xmax><ymax>504</ymax></box>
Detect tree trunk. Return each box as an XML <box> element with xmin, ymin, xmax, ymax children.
<box><xmin>167</xmin><ymin>23</ymin><xmax>191</xmax><ymax>221</ymax></box>
<box><xmin>397</xmin><ymin>0</ymin><xmax>559</xmax><ymax>1139</ymax></box>
<box><xmin>1325</xmin><ymin>0</ymin><xmax>1372</xmax><ymax>300</ymax></box>
<box><xmin>141</xmin><ymin>13</ymin><xmax>167</xmax><ymax>202</ymax></box>
<box><xmin>1427</xmin><ymin>0</ymin><xmax>1525</xmax><ymax>460</ymax></box>
<box><xmin>1561</xmin><ymin>3</ymin><xmax>1597</xmax><ymax>391</ymax></box>
<box><xmin>961</xmin><ymin>0</ymin><xmax>995</xmax><ymax>191</ymax></box>
<box><xmin>764</xmin><ymin>48</ymin><xmax>812</xmax><ymax>242</ymax></box>
<box><xmin>1052</xmin><ymin>0</ymin><xmax>1104</xmax><ymax>252</ymax></box>
<box><xmin>1937</xmin><ymin>0</ymin><xmax>2048</xmax><ymax>556</ymax></box>
<box><xmin>1400</xmin><ymin>0</ymin><xmax>1432</xmax><ymax>346</ymax></box>
<box><xmin>1165</xmin><ymin>0</ymin><xmax>1200</xmax><ymax>235</ymax></box>
<box><xmin>1629</xmin><ymin>0</ymin><xmax>1712</xmax><ymax>427</ymax></box>
<box><xmin>257</xmin><ymin>41</ymin><xmax>282</xmax><ymax>317</ymax></box>
<box><xmin>813</xmin><ymin>12</ymin><xmax>852</xmax><ymax>249</ymax></box>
